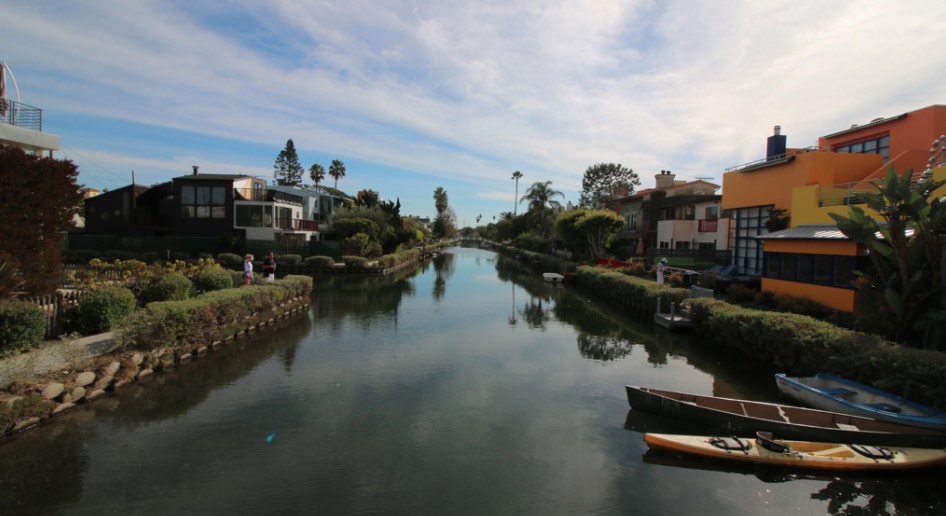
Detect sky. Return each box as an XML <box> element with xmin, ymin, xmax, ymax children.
<box><xmin>3</xmin><ymin>1</ymin><xmax>945</xmax><ymax>227</ymax></box>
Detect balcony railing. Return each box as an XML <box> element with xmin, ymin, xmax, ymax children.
<box><xmin>234</xmin><ymin>188</ymin><xmax>303</xmax><ymax>205</ymax></box>
<box><xmin>275</xmin><ymin>218</ymin><xmax>318</xmax><ymax>232</ymax></box>
<box><xmin>0</xmin><ymin>99</ymin><xmax>43</xmax><ymax>131</ymax></box>
<box><xmin>698</xmin><ymin>219</ymin><xmax>718</xmax><ymax>232</ymax></box>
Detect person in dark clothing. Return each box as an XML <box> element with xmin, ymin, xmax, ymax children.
<box><xmin>262</xmin><ymin>252</ymin><xmax>276</xmax><ymax>282</ymax></box>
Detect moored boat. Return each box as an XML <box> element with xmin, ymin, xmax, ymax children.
<box><xmin>774</xmin><ymin>373</ymin><xmax>946</xmax><ymax>430</ymax></box>
<box><xmin>643</xmin><ymin>431</ymin><xmax>946</xmax><ymax>471</ymax></box>
<box><xmin>625</xmin><ymin>385</ymin><xmax>946</xmax><ymax>447</ymax></box>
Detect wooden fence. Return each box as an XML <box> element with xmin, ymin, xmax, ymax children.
<box><xmin>24</xmin><ymin>290</ymin><xmax>87</xmax><ymax>340</ymax></box>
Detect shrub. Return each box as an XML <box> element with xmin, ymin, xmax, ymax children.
<box><xmin>619</xmin><ymin>262</ymin><xmax>647</xmax><ymax>277</ymax></box>
<box><xmin>216</xmin><ymin>253</ymin><xmax>243</xmax><ymax>269</ymax></box>
<box><xmin>193</xmin><ymin>268</ymin><xmax>233</xmax><ymax>293</ymax></box>
<box><xmin>667</xmin><ymin>271</ymin><xmax>684</xmax><ymax>288</ymax></box>
<box><xmin>104</xmin><ymin>250</ymin><xmax>140</xmax><ymax>262</ymax></box>
<box><xmin>723</xmin><ymin>283</ymin><xmax>756</xmax><ymax>303</ymax></box>
<box><xmin>304</xmin><ymin>255</ymin><xmax>335</xmax><ymax>269</ymax></box>
<box><xmin>0</xmin><ymin>300</ymin><xmax>47</xmax><ymax>354</ymax></box>
<box><xmin>343</xmin><ymin>256</ymin><xmax>369</xmax><ymax>268</ymax></box>
<box><xmin>67</xmin><ymin>286</ymin><xmax>137</xmax><ymax>334</ymax></box>
<box><xmin>139</xmin><ymin>273</ymin><xmax>193</xmax><ymax>305</ymax></box>
<box><xmin>280</xmin><ymin>254</ymin><xmax>303</xmax><ymax>267</ymax></box>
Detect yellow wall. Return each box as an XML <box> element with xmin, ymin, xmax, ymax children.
<box><xmin>763</xmin><ymin>239</ymin><xmax>859</xmax><ymax>256</ymax></box>
<box><xmin>761</xmin><ymin>278</ymin><xmax>856</xmax><ymax>312</ymax></box>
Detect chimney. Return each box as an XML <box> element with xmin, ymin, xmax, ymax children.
<box><xmin>192</xmin><ymin>165</ymin><xmax>199</xmax><ymax>176</ymax></box>
<box><xmin>654</xmin><ymin>170</ymin><xmax>676</xmax><ymax>190</ymax></box>
<box><xmin>766</xmin><ymin>125</ymin><xmax>787</xmax><ymax>160</ymax></box>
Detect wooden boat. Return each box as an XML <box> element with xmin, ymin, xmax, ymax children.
<box><xmin>625</xmin><ymin>385</ymin><xmax>946</xmax><ymax>447</ymax></box>
<box><xmin>643</xmin><ymin>431</ymin><xmax>946</xmax><ymax>471</ymax></box>
<box><xmin>775</xmin><ymin>373</ymin><xmax>946</xmax><ymax>430</ymax></box>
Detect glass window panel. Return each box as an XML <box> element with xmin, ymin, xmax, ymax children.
<box><xmin>196</xmin><ymin>186</ymin><xmax>211</xmax><ymax>205</ymax></box>
<box><xmin>797</xmin><ymin>255</ymin><xmax>812</xmax><ymax>283</ymax></box>
<box><xmin>181</xmin><ymin>206</ymin><xmax>195</xmax><ymax>218</ymax></box>
<box><xmin>212</xmin><ymin>187</ymin><xmax>225</xmax><ymax>205</ymax></box>
<box><xmin>863</xmin><ymin>140</ymin><xmax>876</xmax><ymax>152</ymax></box>
<box><xmin>780</xmin><ymin>254</ymin><xmax>795</xmax><ymax>280</ymax></box>
<box><xmin>236</xmin><ymin>205</ymin><xmax>253</xmax><ymax>226</ymax></box>
<box><xmin>765</xmin><ymin>253</ymin><xmax>780</xmax><ymax>277</ymax></box>
<box><xmin>833</xmin><ymin>257</ymin><xmax>853</xmax><ymax>288</ymax></box>
<box><xmin>212</xmin><ymin>206</ymin><xmax>226</xmax><ymax>219</ymax></box>
<box><xmin>196</xmin><ymin>206</ymin><xmax>210</xmax><ymax>218</ymax></box>
<box><xmin>181</xmin><ymin>186</ymin><xmax>195</xmax><ymax>204</ymax></box>
<box><xmin>814</xmin><ymin>256</ymin><xmax>831</xmax><ymax>284</ymax></box>
<box><xmin>879</xmin><ymin>135</ymin><xmax>890</xmax><ymax>147</ymax></box>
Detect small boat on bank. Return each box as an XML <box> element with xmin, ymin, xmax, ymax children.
<box><xmin>643</xmin><ymin>431</ymin><xmax>946</xmax><ymax>471</ymax></box>
<box><xmin>774</xmin><ymin>373</ymin><xmax>946</xmax><ymax>430</ymax></box>
<box><xmin>625</xmin><ymin>385</ymin><xmax>946</xmax><ymax>447</ymax></box>
<box><xmin>542</xmin><ymin>272</ymin><xmax>564</xmax><ymax>283</ymax></box>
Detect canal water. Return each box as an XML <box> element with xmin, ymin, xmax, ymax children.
<box><xmin>2</xmin><ymin>247</ymin><xmax>944</xmax><ymax>515</ymax></box>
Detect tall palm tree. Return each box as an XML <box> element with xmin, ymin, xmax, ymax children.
<box><xmin>329</xmin><ymin>159</ymin><xmax>346</xmax><ymax>189</ymax></box>
<box><xmin>433</xmin><ymin>186</ymin><xmax>448</xmax><ymax>214</ymax></box>
<box><xmin>511</xmin><ymin>170</ymin><xmax>523</xmax><ymax>215</ymax></box>
<box><xmin>520</xmin><ymin>181</ymin><xmax>564</xmax><ymax>213</ymax></box>
<box><xmin>309</xmin><ymin>163</ymin><xmax>325</xmax><ymax>190</ymax></box>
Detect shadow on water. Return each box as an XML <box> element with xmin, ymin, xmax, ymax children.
<box><xmin>0</xmin><ymin>313</ymin><xmax>313</xmax><ymax>514</ymax></box>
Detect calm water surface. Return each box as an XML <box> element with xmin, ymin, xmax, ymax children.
<box><xmin>2</xmin><ymin>247</ymin><xmax>944</xmax><ymax>515</ymax></box>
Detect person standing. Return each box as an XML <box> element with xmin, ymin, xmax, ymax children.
<box><xmin>244</xmin><ymin>254</ymin><xmax>254</xmax><ymax>286</ymax></box>
<box><xmin>656</xmin><ymin>258</ymin><xmax>667</xmax><ymax>285</ymax></box>
<box><xmin>262</xmin><ymin>252</ymin><xmax>276</xmax><ymax>282</ymax></box>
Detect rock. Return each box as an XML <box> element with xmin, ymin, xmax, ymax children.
<box><xmin>197</xmin><ymin>346</ymin><xmax>208</xmax><ymax>355</ymax></box>
<box><xmin>42</xmin><ymin>383</ymin><xmax>65</xmax><ymax>400</ymax></box>
<box><xmin>52</xmin><ymin>402</ymin><xmax>76</xmax><ymax>415</ymax></box>
<box><xmin>3</xmin><ymin>395</ymin><xmax>23</xmax><ymax>407</ymax></box>
<box><xmin>131</xmin><ymin>353</ymin><xmax>144</xmax><ymax>366</ymax></box>
<box><xmin>153</xmin><ymin>348</ymin><xmax>165</xmax><ymax>359</ymax></box>
<box><xmin>113</xmin><ymin>379</ymin><xmax>132</xmax><ymax>390</ymax></box>
<box><xmin>104</xmin><ymin>361</ymin><xmax>121</xmax><ymax>376</ymax></box>
<box><xmin>211</xmin><ymin>340</ymin><xmax>222</xmax><ymax>348</ymax></box>
<box><xmin>85</xmin><ymin>389</ymin><xmax>106</xmax><ymax>401</ymax></box>
<box><xmin>179</xmin><ymin>353</ymin><xmax>191</xmax><ymax>362</ymax></box>
<box><xmin>137</xmin><ymin>368</ymin><xmax>153</xmax><ymax>379</ymax></box>
<box><xmin>75</xmin><ymin>371</ymin><xmax>96</xmax><ymax>387</ymax></box>
<box><xmin>70</xmin><ymin>386</ymin><xmax>87</xmax><ymax>401</ymax></box>
<box><xmin>94</xmin><ymin>375</ymin><xmax>114</xmax><ymax>391</ymax></box>
<box><xmin>13</xmin><ymin>417</ymin><xmax>41</xmax><ymax>433</ymax></box>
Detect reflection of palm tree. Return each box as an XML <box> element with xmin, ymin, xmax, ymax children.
<box><xmin>508</xmin><ymin>283</ymin><xmax>517</xmax><ymax>325</ymax></box>
<box><xmin>511</xmin><ymin>170</ymin><xmax>523</xmax><ymax>215</ymax></box>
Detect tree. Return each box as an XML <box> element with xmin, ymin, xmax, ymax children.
<box><xmin>0</xmin><ymin>145</ymin><xmax>82</xmax><ymax>295</ymax></box>
<box><xmin>329</xmin><ymin>159</ymin><xmax>346</xmax><ymax>189</ymax></box>
<box><xmin>829</xmin><ymin>167</ymin><xmax>946</xmax><ymax>347</ymax></box>
<box><xmin>433</xmin><ymin>187</ymin><xmax>448</xmax><ymax>215</ymax></box>
<box><xmin>309</xmin><ymin>163</ymin><xmax>325</xmax><ymax>189</ymax></box>
<box><xmin>579</xmin><ymin>163</ymin><xmax>640</xmax><ymax>209</ymax></box>
<box><xmin>520</xmin><ymin>181</ymin><xmax>563</xmax><ymax>212</ymax></box>
<box><xmin>273</xmin><ymin>139</ymin><xmax>304</xmax><ymax>186</ymax></box>
<box><xmin>556</xmin><ymin>209</ymin><xmax>625</xmax><ymax>259</ymax></box>
<box><xmin>511</xmin><ymin>170</ymin><xmax>523</xmax><ymax>215</ymax></box>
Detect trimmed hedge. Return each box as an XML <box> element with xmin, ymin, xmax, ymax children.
<box><xmin>576</xmin><ymin>265</ymin><xmax>689</xmax><ymax>320</ymax></box>
<box><xmin>193</xmin><ymin>268</ymin><xmax>233</xmax><ymax>293</ymax></box>
<box><xmin>280</xmin><ymin>254</ymin><xmax>303</xmax><ymax>267</ymax></box>
<box><xmin>342</xmin><ymin>256</ymin><xmax>369</xmax><ymax>268</ymax></box>
<box><xmin>216</xmin><ymin>253</ymin><xmax>243</xmax><ymax>269</ymax></box>
<box><xmin>380</xmin><ymin>248</ymin><xmax>420</xmax><ymax>269</ymax></box>
<box><xmin>66</xmin><ymin>286</ymin><xmax>137</xmax><ymax>335</ymax></box>
<box><xmin>139</xmin><ymin>273</ymin><xmax>193</xmax><ymax>305</ymax></box>
<box><xmin>303</xmin><ymin>255</ymin><xmax>335</xmax><ymax>268</ymax></box>
<box><xmin>117</xmin><ymin>275</ymin><xmax>313</xmax><ymax>348</ymax></box>
<box><xmin>0</xmin><ymin>300</ymin><xmax>46</xmax><ymax>354</ymax></box>
<box><xmin>687</xmin><ymin>297</ymin><xmax>946</xmax><ymax>409</ymax></box>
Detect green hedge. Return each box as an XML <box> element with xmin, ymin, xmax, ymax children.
<box><xmin>117</xmin><ymin>275</ymin><xmax>312</xmax><ymax>348</ymax></box>
<box><xmin>380</xmin><ymin>248</ymin><xmax>420</xmax><ymax>269</ymax></box>
<box><xmin>687</xmin><ymin>297</ymin><xmax>946</xmax><ymax>409</ymax></box>
<box><xmin>216</xmin><ymin>253</ymin><xmax>244</xmax><ymax>269</ymax></box>
<box><xmin>576</xmin><ymin>265</ymin><xmax>689</xmax><ymax>321</ymax></box>
<box><xmin>139</xmin><ymin>273</ymin><xmax>193</xmax><ymax>305</ymax></box>
<box><xmin>279</xmin><ymin>254</ymin><xmax>303</xmax><ymax>267</ymax></box>
<box><xmin>193</xmin><ymin>268</ymin><xmax>233</xmax><ymax>293</ymax></box>
<box><xmin>303</xmin><ymin>255</ymin><xmax>335</xmax><ymax>268</ymax></box>
<box><xmin>0</xmin><ymin>300</ymin><xmax>47</xmax><ymax>354</ymax></box>
<box><xmin>66</xmin><ymin>286</ymin><xmax>137</xmax><ymax>335</ymax></box>
<box><xmin>342</xmin><ymin>256</ymin><xmax>369</xmax><ymax>268</ymax></box>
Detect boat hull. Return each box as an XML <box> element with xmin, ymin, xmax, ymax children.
<box><xmin>775</xmin><ymin>374</ymin><xmax>946</xmax><ymax>430</ymax></box>
<box><xmin>643</xmin><ymin>432</ymin><xmax>946</xmax><ymax>471</ymax></box>
<box><xmin>625</xmin><ymin>385</ymin><xmax>946</xmax><ymax>447</ymax></box>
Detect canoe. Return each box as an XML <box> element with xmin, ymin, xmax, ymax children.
<box><xmin>643</xmin><ymin>431</ymin><xmax>946</xmax><ymax>471</ymax></box>
<box><xmin>774</xmin><ymin>373</ymin><xmax>946</xmax><ymax>430</ymax></box>
<box><xmin>625</xmin><ymin>385</ymin><xmax>946</xmax><ymax>447</ymax></box>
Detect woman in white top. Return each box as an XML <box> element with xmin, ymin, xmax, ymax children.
<box><xmin>244</xmin><ymin>254</ymin><xmax>254</xmax><ymax>286</ymax></box>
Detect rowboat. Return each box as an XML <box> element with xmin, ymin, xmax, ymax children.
<box><xmin>774</xmin><ymin>373</ymin><xmax>946</xmax><ymax>430</ymax></box>
<box><xmin>625</xmin><ymin>385</ymin><xmax>946</xmax><ymax>447</ymax></box>
<box><xmin>643</xmin><ymin>431</ymin><xmax>946</xmax><ymax>471</ymax></box>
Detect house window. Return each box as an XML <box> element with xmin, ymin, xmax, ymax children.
<box><xmin>181</xmin><ymin>186</ymin><xmax>226</xmax><ymax>219</ymax></box>
<box><xmin>704</xmin><ymin>206</ymin><xmax>719</xmax><ymax>220</ymax></box>
<box><xmin>835</xmin><ymin>135</ymin><xmax>890</xmax><ymax>163</ymax></box>
<box><xmin>762</xmin><ymin>251</ymin><xmax>858</xmax><ymax>289</ymax></box>
<box><xmin>675</xmin><ymin>241</ymin><xmax>690</xmax><ymax>250</ymax></box>
<box><xmin>236</xmin><ymin>205</ymin><xmax>273</xmax><ymax>227</ymax></box>
<box><xmin>733</xmin><ymin>205</ymin><xmax>771</xmax><ymax>275</ymax></box>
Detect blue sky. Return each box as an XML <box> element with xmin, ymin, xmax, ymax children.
<box><xmin>3</xmin><ymin>1</ymin><xmax>945</xmax><ymax>227</ymax></box>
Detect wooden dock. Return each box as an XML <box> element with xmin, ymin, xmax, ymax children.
<box><xmin>654</xmin><ymin>297</ymin><xmax>691</xmax><ymax>330</ymax></box>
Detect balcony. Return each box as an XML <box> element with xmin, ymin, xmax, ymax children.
<box><xmin>0</xmin><ymin>99</ymin><xmax>43</xmax><ymax>131</ymax></box>
<box><xmin>698</xmin><ymin>219</ymin><xmax>718</xmax><ymax>232</ymax></box>
<box><xmin>234</xmin><ymin>188</ymin><xmax>303</xmax><ymax>205</ymax></box>
<box><xmin>275</xmin><ymin>218</ymin><xmax>318</xmax><ymax>232</ymax></box>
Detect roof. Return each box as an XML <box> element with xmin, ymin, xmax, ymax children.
<box><xmin>172</xmin><ymin>173</ymin><xmax>255</xmax><ymax>181</ymax></box>
<box><xmin>754</xmin><ymin>224</ymin><xmax>848</xmax><ymax>240</ymax></box>
<box><xmin>821</xmin><ymin>112</ymin><xmax>908</xmax><ymax>140</ymax></box>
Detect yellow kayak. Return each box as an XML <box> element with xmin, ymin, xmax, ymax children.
<box><xmin>643</xmin><ymin>431</ymin><xmax>946</xmax><ymax>471</ymax></box>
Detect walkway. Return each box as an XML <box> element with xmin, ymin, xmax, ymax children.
<box><xmin>0</xmin><ymin>333</ymin><xmax>116</xmax><ymax>389</ymax></box>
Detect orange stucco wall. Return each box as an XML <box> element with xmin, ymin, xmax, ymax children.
<box><xmin>721</xmin><ymin>151</ymin><xmax>882</xmax><ymax>211</ymax></box>
<box><xmin>761</xmin><ymin>278</ymin><xmax>856</xmax><ymax>312</ymax></box>
<box><xmin>762</xmin><ymin>239</ymin><xmax>859</xmax><ymax>256</ymax></box>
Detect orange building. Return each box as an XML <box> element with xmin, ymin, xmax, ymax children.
<box><xmin>722</xmin><ymin>104</ymin><xmax>946</xmax><ymax>312</ymax></box>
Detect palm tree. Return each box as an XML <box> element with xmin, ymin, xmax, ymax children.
<box><xmin>309</xmin><ymin>163</ymin><xmax>325</xmax><ymax>190</ymax></box>
<box><xmin>520</xmin><ymin>181</ymin><xmax>564</xmax><ymax>213</ymax></box>
<box><xmin>511</xmin><ymin>170</ymin><xmax>523</xmax><ymax>215</ymax></box>
<box><xmin>329</xmin><ymin>159</ymin><xmax>346</xmax><ymax>189</ymax></box>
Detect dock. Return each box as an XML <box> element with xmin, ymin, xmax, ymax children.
<box><xmin>654</xmin><ymin>297</ymin><xmax>691</xmax><ymax>330</ymax></box>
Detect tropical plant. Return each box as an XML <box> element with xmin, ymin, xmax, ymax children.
<box><xmin>433</xmin><ymin>187</ymin><xmax>448</xmax><ymax>215</ymax></box>
<box><xmin>511</xmin><ymin>170</ymin><xmax>523</xmax><ymax>215</ymax></box>
<box><xmin>829</xmin><ymin>167</ymin><xmax>946</xmax><ymax>347</ymax></box>
<box><xmin>309</xmin><ymin>162</ymin><xmax>325</xmax><ymax>189</ymax></box>
<box><xmin>329</xmin><ymin>159</ymin><xmax>346</xmax><ymax>188</ymax></box>
<box><xmin>556</xmin><ymin>209</ymin><xmax>625</xmax><ymax>259</ymax></box>
<box><xmin>521</xmin><ymin>181</ymin><xmax>564</xmax><ymax>212</ymax></box>
<box><xmin>274</xmin><ymin>138</ymin><xmax>304</xmax><ymax>186</ymax></box>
